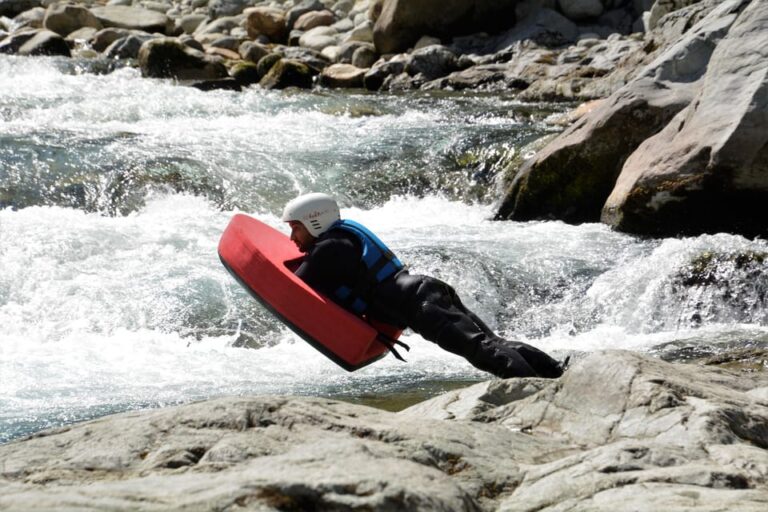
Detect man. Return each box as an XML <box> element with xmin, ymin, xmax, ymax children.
<box><xmin>282</xmin><ymin>192</ymin><xmax>566</xmax><ymax>379</ymax></box>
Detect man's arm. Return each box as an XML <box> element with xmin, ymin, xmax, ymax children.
<box><xmin>294</xmin><ymin>236</ymin><xmax>361</xmax><ymax>298</ymax></box>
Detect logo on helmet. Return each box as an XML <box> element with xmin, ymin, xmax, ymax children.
<box><xmin>306</xmin><ymin>209</ymin><xmax>329</xmax><ymax>220</ymax></box>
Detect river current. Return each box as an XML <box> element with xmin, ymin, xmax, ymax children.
<box><xmin>2</xmin><ymin>55</ymin><xmax>767</xmax><ymax>444</ymax></box>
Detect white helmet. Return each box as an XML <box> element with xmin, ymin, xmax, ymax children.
<box><xmin>281</xmin><ymin>193</ymin><xmax>340</xmax><ymax>237</ymax></box>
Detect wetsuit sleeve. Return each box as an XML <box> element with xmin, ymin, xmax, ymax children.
<box><xmin>294</xmin><ymin>236</ymin><xmax>360</xmax><ymax>298</ymax></box>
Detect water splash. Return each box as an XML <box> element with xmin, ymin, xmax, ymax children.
<box><xmin>2</xmin><ymin>56</ymin><xmax>767</xmax><ymax>444</ymax></box>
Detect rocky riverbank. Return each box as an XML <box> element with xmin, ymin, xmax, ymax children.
<box><xmin>496</xmin><ymin>0</ymin><xmax>768</xmax><ymax>239</ymax></box>
<box><xmin>1</xmin><ymin>350</ymin><xmax>767</xmax><ymax>510</ymax></box>
<box><xmin>1</xmin><ymin>0</ymin><xmax>662</xmax><ymax>97</ymax></box>
<box><xmin>0</xmin><ymin>0</ymin><xmax>713</xmax><ymax>102</ymax></box>
<box><xmin>3</xmin><ymin>0</ymin><xmax>765</xmax><ymax>238</ymax></box>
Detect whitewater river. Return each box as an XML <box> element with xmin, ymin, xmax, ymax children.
<box><xmin>2</xmin><ymin>55</ymin><xmax>767</xmax><ymax>444</ymax></box>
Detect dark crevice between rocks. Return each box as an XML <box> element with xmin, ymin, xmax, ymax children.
<box><xmin>605</xmin><ymin>368</ymin><xmax>640</xmax><ymax>440</ymax></box>
<box><xmin>157</xmin><ymin>446</ymin><xmax>209</xmax><ymax>469</ymax></box>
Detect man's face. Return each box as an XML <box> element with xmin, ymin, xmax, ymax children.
<box><xmin>288</xmin><ymin>221</ymin><xmax>315</xmax><ymax>253</ymax></box>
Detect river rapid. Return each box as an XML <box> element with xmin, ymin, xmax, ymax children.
<box><xmin>2</xmin><ymin>55</ymin><xmax>767</xmax><ymax>444</ymax></box>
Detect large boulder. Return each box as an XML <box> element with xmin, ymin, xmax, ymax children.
<box><xmin>373</xmin><ymin>0</ymin><xmax>519</xmax><ymax>54</ymax></box>
<box><xmin>90</xmin><ymin>6</ymin><xmax>172</xmax><ymax>35</ymax></box>
<box><xmin>43</xmin><ymin>4</ymin><xmax>102</xmax><ymax>37</ymax></box>
<box><xmin>495</xmin><ymin>0</ymin><xmax>747</xmax><ymax>224</ymax></box>
<box><xmin>138</xmin><ymin>37</ymin><xmax>229</xmax><ymax>80</ymax></box>
<box><xmin>602</xmin><ymin>0</ymin><xmax>768</xmax><ymax>237</ymax></box>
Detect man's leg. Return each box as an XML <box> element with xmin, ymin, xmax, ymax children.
<box><xmin>406</xmin><ymin>277</ymin><xmax>562</xmax><ymax>379</ymax></box>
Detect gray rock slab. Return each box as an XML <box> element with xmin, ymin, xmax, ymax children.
<box><xmin>2</xmin><ymin>350</ymin><xmax>767</xmax><ymax>510</ymax></box>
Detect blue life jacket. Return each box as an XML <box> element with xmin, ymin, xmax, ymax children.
<box><xmin>330</xmin><ymin>219</ymin><xmax>404</xmax><ymax>314</ymax></box>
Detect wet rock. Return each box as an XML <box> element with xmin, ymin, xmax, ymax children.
<box><xmin>697</xmin><ymin>347</ymin><xmax>768</xmax><ymax>373</ymax></box>
<box><xmin>255</xmin><ymin>52</ymin><xmax>281</xmax><ymax>78</ymax></box>
<box><xmin>401</xmin><ymin>379</ymin><xmax>552</xmax><ymax>421</ymax></box>
<box><xmin>43</xmin><ymin>4</ymin><xmax>102</xmax><ymax>37</ymax></box>
<box><xmin>229</xmin><ymin>60</ymin><xmax>260</xmax><ymax>85</ymax></box>
<box><xmin>17</xmin><ymin>28</ymin><xmax>70</xmax><ymax>56</ymax></box>
<box><xmin>90</xmin><ymin>27</ymin><xmax>134</xmax><ymax>53</ymax></box>
<box><xmin>238</xmin><ymin>39</ymin><xmax>268</xmax><ymax>63</ymax></box>
<box><xmin>244</xmin><ymin>6</ymin><xmax>287</xmax><ymax>43</ymax></box>
<box><xmin>259</xmin><ymin>58</ymin><xmax>315</xmax><ymax>89</ymax></box>
<box><xmin>273</xmin><ymin>45</ymin><xmax>330</xmax><ymax>72</ymax></box>
<box><xmin>0</xmin><ymin>0</ymin><xmax>41</xmax><ymax>18</ymax></box>
<box><xmin>602</xmin><ymin>0</ymin><xmax>768</xmax><ymax>237</ymax></box>
<box><xmin>363</xmin><ymin>53</ymin><xmax>406</xmax><ymax>90</ymax></box>
<box><xmin>0</xmin><ymin>28</ymin><xmax>35</xmax><ymax>54</ymax></box>
<box><xmin>138</xmin><ymin>37</ymin><xmax>228</xmax><ymax>80</ymax></box>
<box><xmin>104</xmin><ymin>33</ymin><xmax>156</xmax><ymax>60</ymax></box>
<box><xmin>65</xmin><ymin>26</ymin><xmax>98</xmax><ymax>43</ymax></box>
<box><xmin>11</xmin><ymin>6</ymin><xmax>45</xmax><ymax>30</ymax></box>
<box><xmin>405</xmin><ymin>44</ymin><xmax>460</xmax><ymax>81</ymax></box>
<box><xmin>189</xmin><ymin>77</ymin><xmax>242</xmax><ymax>91</ymax></box>
<box><xmin>425</xmin><ymin>63</ymin><xmax>531</xmax><ymax>92</ymax></box>
<box><xmin>179</xmin><ymin>34</ymin><xmax>204</xmax><ymax>52</ymax></box>
<box><xmin>91</xmin><ymin>6</ymin><xmax>172</xmax><ymax>35</ymax></box>
<box><xmin>319</xmin><ymin>62</ymin><xmax>366</xmax><ymax>88</ymax></box>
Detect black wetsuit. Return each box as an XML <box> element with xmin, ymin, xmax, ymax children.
<box><xmin>295</xmin><ymin>228</ymin><xmax>564</xmax><ymax>379</ymax></box>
